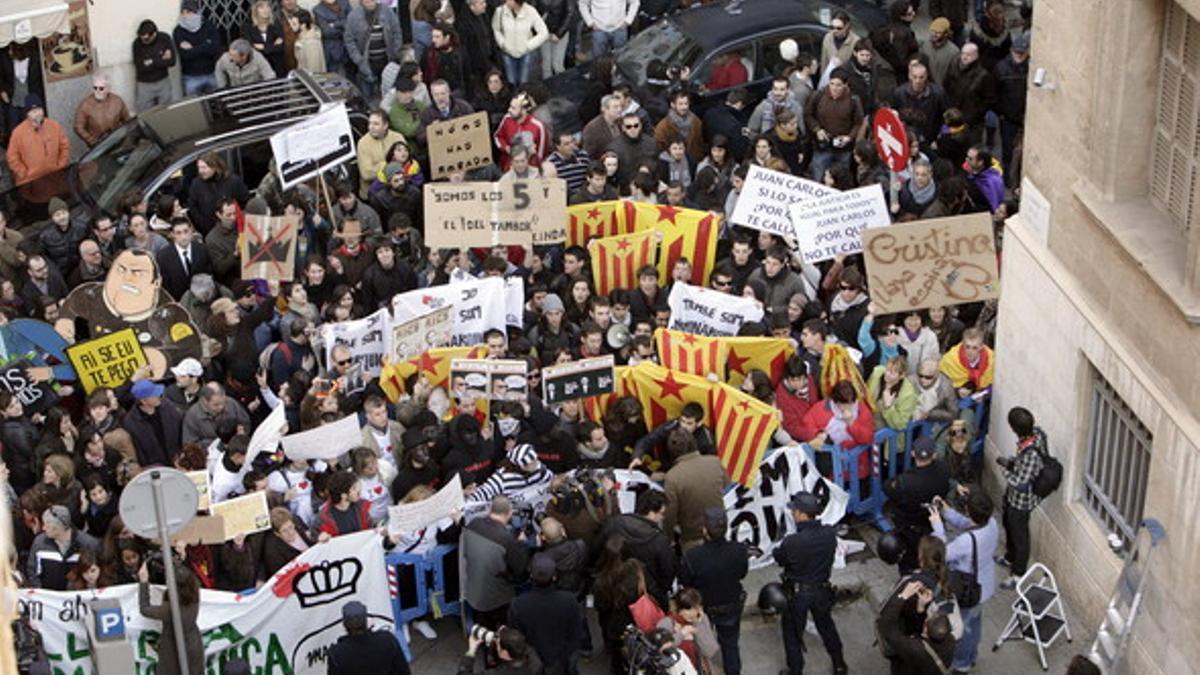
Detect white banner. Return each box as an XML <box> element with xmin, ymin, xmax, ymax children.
<box><xmin>321</xmin><ymin>308</ymin><xmax>389</xmax><ymax>377</ymax></box>
<box><xmin>388</xmin><ymin>475</ymin><xmax>464</xmax><ymax>535</ymax></box>
<box><xmin>788</xmin><ymin>183</ymin><xmax>891</xmax><ymax>263</ymax></box>
<box><xmin>269</xmin><ymin>103</ymin><xmax>356</xmax><ymax>190</ymax></box>
<box><xmin>386</xmin><ymin>305</ymin><xmax>453</xmax><ymax>363</ymax></box>
<box><xmin>503</xmin><ymin>277</ymin><xmax>525</xmax><ymax>328</ymax></box>
<box><xmin>392</xmin><ymin>276</ymin><xmax>507</xmax><ymax>347</ymax></box>
<box><xmin>18</xmin><ymin>531</ymin><xmax>391</xmax><ymax>675</ymax></box>
<box><xmin>667</xmin><ymin>283</ymin><xmax>764</xmax><ymax>337</ymax></box>
<box><xmin>281</xmin><ymin>414</ymin><xmax>362</xmax><ymax>461</ymax></box>
<box><xmin>730</xmin><ymin>165</ymin><xmax>836</xmax><ymax>237</ymax></box>
<box><xmin>724</xmin><ymin>445</ymin><xmax>849</xmax><ymax>569</ymax></box>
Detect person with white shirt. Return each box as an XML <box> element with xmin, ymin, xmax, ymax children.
<box><xmin>210</xmin><ymin>436</ymin><xmax>250</xmax><ymax>503</ymax></box>
<box><xmin>351</xmin><ymin>446</ymin><xmax>396</xmax><ymax>523</ymax></box>
<box><xmin>578</xmin><ymin>0</ymin><xmax>639</xmax><ymax>58</ymax></box>
<box><xmin>267</xmin><ymin>456</ymin><xmax>323</xmax><ymax>529</ymax></box>
<box><xmin>360</xmin><ymin>396</ymin><xmax>403</xmax><ymax>471</ymax></box>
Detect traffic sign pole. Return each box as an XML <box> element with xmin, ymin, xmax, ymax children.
<box><xmin>150</xmin><ymin>470</ymin><xmax>191</xmax><ymax>675</ymax></box>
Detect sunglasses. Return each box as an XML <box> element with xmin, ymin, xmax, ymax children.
<box><xmin>624</xmin><ymin>123</ymin><xmax>641</xmax><ymax>129</ymax></box>
<box><xmin>336</xmin><ymin>359</ymin><xmax>352</xmax><ymax>366</ymax></box>
<box><xmin>886</xmin><ymin>328</ymin><xmax>901</xmax><ymax>336</ymax></box>
<box><xmin>918</xmin><ymin>374</ymin><xmax>937</xmax><ymax>381</ymax></box>
<box><xmin>713</xmin><ymin>279</ymin><xmax>732</xmax><ymax>288</ymax></box>
<box><xmin>839</xmin><ymin>284</ymin><xmax>856</xmax><ymax>291</ymax></box>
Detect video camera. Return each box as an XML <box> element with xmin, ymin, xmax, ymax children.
<box><xmin>621</xmin><ymin>625</ymin><xmax>694</xmax><ymax>675</ymax></box>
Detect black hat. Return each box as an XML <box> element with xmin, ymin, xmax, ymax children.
<box><xmin>181</xmin><ymin>0</ymin><xmax>201</xmax><ymax>13</ymax></box>
<box><xmin>788</xmin><ymin>492</ymin><xmax>822</xmax><ymax>516</ymax></box>
<box><xmin>342</xmin><ymin>600</ymin><xmax>367</xmax><ymax>620</ymax></box>
<box><xmin>912</xmin><ymin>436</ymin><xmax>936</xmax><ymax>461</ymax></box>
<box><xmin>702</xmin><ymin>506</ymin><xmax>727</xmax><ymax>532</ymax></box>
<box><xmin>530</xmin><ymin>553</ymin><xmax>556</xmax><ymax>584</ymax></box>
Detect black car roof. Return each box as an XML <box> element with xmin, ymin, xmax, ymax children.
<box><xmin>670</xmin><ymin>0</ymin><xmax>886</xmax><ymax>52</ymax></box>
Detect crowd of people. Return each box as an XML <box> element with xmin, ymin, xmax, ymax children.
<box><xmin>0</xmin><ymin>0</ymin><xmax>1055</xmax><ymax>673</ymax></box>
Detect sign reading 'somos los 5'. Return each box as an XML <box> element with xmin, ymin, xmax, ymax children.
<box><xmin>423</xmin><ymin>178</ymin><xmax>567</xmax><ymax>248</ymax></box>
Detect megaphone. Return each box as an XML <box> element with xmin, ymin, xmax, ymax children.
<box><xmin>607</xmin><ymin>323</ymin><xmax>631</xmax><ymax>350</ymax></box>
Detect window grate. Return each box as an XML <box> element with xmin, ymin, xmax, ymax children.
<box><xmin>1082</xmin><ymin>368</ymin><xmax>1153</xmax><ymax>550</ymax></box>
<box><xmin>1151</xmin><ymin>3</ymin><xmax>1200</xmax><ymax>234</ymax></box>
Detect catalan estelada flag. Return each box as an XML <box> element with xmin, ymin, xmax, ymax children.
<box><xmin>567</xmin><ymin>201</ymin><xmax>632</xmax><ymax>247</ymax></box>
<box><xmin>588</xmin><ymin>229</ymin><xmax>658</xmax><ymax>296</ymax></box>
<box><xmin>722</xmin><ymin>336</ymin><xmax>797</xmax><ymax>387</ymax></box>
<box><xmin>710</xmin><ymin>382</ymin><xmax>779</xmax><ymax>486</ymax></box>
<box><xmin>625</xmin><ymin>361</ymin><xmax>712</xmax><ymax>429</ymax></box>
<box><xmin>625</xmin><ymin>202</ymin><xmax>718</xmax><ymax>286</ymax></box>
<box><xmin>819</xmin><ymin>342</ymin><xmax>872</xmax><ymax>411</ymax></box>
<box><xmin>654</xmin><ymin>328</ymin><xmax>727</xmax><ymax>379</ymax></box>
<box><xmin>378</xmin><ymin>345</ymin><xmax>486</xmax><ymax>402</ymax></box>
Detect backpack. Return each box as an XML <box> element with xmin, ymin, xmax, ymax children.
<box><xmin>258</xmin><ymin>341</ymin><xmax>294</xmax><ymax>377</ymax></box>
<box><xmin>1032</xmin><ymin>446</ymin><xmax>1063</xmax><ymax>499</ymax></box>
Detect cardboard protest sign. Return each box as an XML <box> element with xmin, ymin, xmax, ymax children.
<box><xmin>542</xmin><ymin>355</ymin><xmax>615</xmax><ymax>404</ymax></box>
<box><xmin>388</xmin><ymin>305</ymin><xmax>453</xmax><ymax>363</ymax></box>
<box><xmin>0</xmin><ymin>357</ymin><xmax>58</xmax><ymax>414</ymax></box>
<box><xmin>22</xmin><ymin>531</ymin><xmax>392</xmax><ymax>675</ymax></box>
<box><xmin>724</xmin><ymin>445</ymin><xmax>849</xmax><ymax>568</ymax></box>
<box><xmin>392</xmin><ymin>276</ymin><xmax>507</xmax><ymax>347</ymax></box>
<box><xmin>789</xmin><ymin>183</ymin><xmax>891</xmax><ymax>263</ymax></box>
<box><xmin>241</xmin><ymin>214</ymin><xmax>299</xmax><ymax>282</ymax></box>
<box><xmin>65</xmin><ymin>328</ymin><xmax>149</xmax><ymax>394</ymax></box>
<box><xmin>246</xmin><ymin>403</ymin><xmax>288</xmax><ymax>464</ymax></box>
<box><xmin>281</xmin><ymin>413</ymin><xmax>362</xmax><ymax>462</ymax></box>
<box><xmin>187</xmin><ymin>470</ymin><xmax>212</xmax><ymax>512</ymax></box>
<box><xmin>667</xmin><ymin>283</ymin><xmax>765</xmax><ymax>337</ymax></box>
<box><xmin>426</xmin><ymin>111</ymin><xmax>492</xmax><ymax>179</ymax></box>
<box><xmin>387</xmin><ymin>474</ymin><xmax>464</xmax><ymax>535</ymax></box>
<box><xmin>172</xmin><ymin>514</ymin><xmax>227</xmax><ymax>545</ymax></box>
<box><xmin>730</xmin><ymin>165</ymin><xmax>836</xmax><ymax>237</ymax></box>
<box><xmin>450</xmin><ymin>358</ymin><xmax>528</xmax><ymax>401</ymax></box>
<box><xmin>209</xmin><ymin>490</ymin><xmax>271</xmax><ymax>539</ymax></box>
<box><xmin>862</xmin><ymin>213</ymin><xmax>1000</xmax><ymax>313</ymax></box>
<box><xmin>270</xmin><ymin>102</ymin><xmax>356</xmax><ymax>189</ymax></box>
<box><xmin>423</xmin><ymin>178</ymin><xmax>567</xmax><ymax>248</ymax></box>
<box><xmin>321</xmin><ymin>308</ymin><xmax>389</xmax><ymax>377</ymax></box>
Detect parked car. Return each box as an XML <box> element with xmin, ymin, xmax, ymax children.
<box><xmin>542</xmin><ymin>0</ymin><xmax>885</xmax><ymax>132</ymax></box>
<box><xmin>2</xmin><ymin>69</ymin><xmax>368</xmax><ymax>229</ymax></box>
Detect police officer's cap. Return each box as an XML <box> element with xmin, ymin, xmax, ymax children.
<box><xmin>788</xmin><ymin>492</ymin><xmax>822</xmax><ymax>515</ymax></box>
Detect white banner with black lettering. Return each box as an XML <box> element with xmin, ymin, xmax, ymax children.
<box><xmin>16</xmin><ymin>531</ymin><xmax>391</xmax><ymax>675</ymax></box>
<box><xmin>321</xmin><ymin>307</ymin><xmax>390</xmax><ymax>376</ymax></box>
<box><xmin>788</xmin><ymin>183</ymin><xmax>891</xmax><ymax>263</ymax></box>
<box><xmin>730</xmin><ymin>165</ymin><xmax>837</xmax><ymax>237</ymax></box>
<box><xmin>392</xmin><ymin>276</ymin><xmax>507</xmax><ymax>347</ymax></box>
<box><xmin>667</xmin><ymin>282</ymin><xmax>765</xmax><ymax>337</ymax></box>
<box><xmin>724</xmin><ymin>445</ymin><xmax>849</xmax><ymax>569</ymax></box>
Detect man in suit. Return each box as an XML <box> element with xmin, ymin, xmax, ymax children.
<box><xmin>156</xmin><ymin>218</ymin><xmax>212</xmax><ymax>301</ymax></box>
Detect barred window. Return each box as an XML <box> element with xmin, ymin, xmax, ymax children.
<box><xmin>1082</xmin><ymin>368</ymin><xmax>1153</xmax><ymax>549</ymax></box>
<box><xmin>198</xmin><ymin>0</ymin><xmax>253</xmax><ymax>42</ymax></box>
<box><xmin>1151</xmin><ymin>2</ymin><xmax>1200</xmax><ymax>233</ymax></box>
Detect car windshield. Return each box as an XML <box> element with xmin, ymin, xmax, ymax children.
<box><xmin>75</xmin><ymin>120</ymin><xmax>166</xmax><ymax>214</ymax></box>
<box><xmin>616</xmin><ymin>22</ymin><xmax>697</xmax><ymax>86</ymax></box>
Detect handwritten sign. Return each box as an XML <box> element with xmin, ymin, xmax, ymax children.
<box><xmin>280</xmin><ymin>413</ymin><xmax>363</xmax><ymax>461</ymax></box>
<box><xmin>387</xmin><ymin>474</ymin><xmax>464</xmax><ymax>535</ymax></box>
<box><xmin>65</xmin><ymin>328</ymin><xmax>148</xmax><ymax>394</ymax></box>
<box><xmin>789</xmin><ymin>184</ymin><xmax>891</xmax><ymax>263</ymax></box>
<box><xmin>0</xmin><ymin>358</ymin><xmax>58</xmax><ymax>414</ymax></box>
<box><xmin>427</xmin><ymin>111</ymin><xmax>492</xmax><ymax>179</ymax></box>
<box><xmin>388</xmin><ymin>306</ymin><xmax>453</xmax><ymax>363</ymax></box>
<box><xmin>240</xmin><ymin>214</ymin><xmax>299</xmax><ymax>281</ymax></box>
<box><xmin>423</xmin><ymin>178</ymin><xmax>567</xmax><ymax>248</ymax></box>
<box><xmin>321</xmin><ymin>308</ymin><xmax>389</xmax><ymax>377</ymax></box>
<box><xmin>862</xmin><ymin>213</ymin><xmax>1000</xmax><ymax>313</ymax></box>
<box><xmin>542</xmin><ymin>355</ymin><xmax>615</xmax><ymax>404</ymax></box>
<box><xmin>730</xmin><ymin>165</ymin><xmax>836</xmax><ymax>237</ymax></box>
<box><xmin>209</xmin><ymin>490</ymin><xmax>271</xmax><ymax>540</ymax></box>
<box><xmin>667</xmin><ymin>283</ymin><xmax>764</xmax><ymax>337</ymax></box>
<box><xmin>187</xmin><ymin>470</ymin><xmax>212</xmax><ymax>512</ymax></box>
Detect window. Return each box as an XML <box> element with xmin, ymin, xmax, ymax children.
<box><xmin>757</xmin><ymin>31</ymin><xmax>821</xmax><ymax>85</ymax></box>
<box><xmin>1082</xmin><ymin>368</ymin><xmax>1153</xmax><ymax>549</ymax></box>
<box><xmin>1150</xmin><ymin>2</ymin><xmax>1200</xmax><ymax>234</ymax></box>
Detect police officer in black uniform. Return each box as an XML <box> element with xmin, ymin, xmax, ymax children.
<box><xmin>679</xmin><ymin>507</ymin><xmax>750</xmax><ymax>675</ymax></box>
<box><xmin>882</xmin><ymin>436</ymin><xmax>952</xmax><ymax>574</ymax></box>
<box><xmin>773</xmin><ymin>492</ymin><xmax>848</xmax><ymax>675</ymax></box>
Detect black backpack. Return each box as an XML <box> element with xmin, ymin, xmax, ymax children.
<box><xmin>1032</xmin><ymin>446</ymin><xmax>1063</xmax><ymax>499</ymax></box>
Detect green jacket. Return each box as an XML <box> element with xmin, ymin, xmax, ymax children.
<box><xmin>866</xmin><ymin>366</ymin><xmax>919</xmax><ymax>431</ymax></box>
<box><xmin>388</xmin><ymin>100</ymin><xmax>425</xmax><ymax>146</ymax></box>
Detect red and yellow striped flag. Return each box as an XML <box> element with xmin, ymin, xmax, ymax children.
<box><xmin>654</xmin><ymin>328</ymin><xmax>727</xmax><ymax>379</ymax></box>
<box><xmin>722</xmin><ymin>336</ymin><xmax>797</xmax><ymax>387</ymax></box>
<box><xmin>625</xmin><ymin>202</ymin><xmax>719</xmax><ymax>286</ymax></box>
<box><xmin>625</xmin><ymin>361</ymin><xmax>712</xmax><ymax>429</ymax></box>
<box><xmin>710</xmin><ymin>382</ymin><xmax>779</xmax><ymax>486</ymax></box>
<box><xmin>819</xmin><ymin>342</ymin><xmax>872</xmax><ymax>411</ymax></box>
<box><xmin>567</xmin><ymin>201</ymin><xmax>632</xmax><ymax>247</ymax></box>
<box><xmin>378</xmin><ymin>345</ymin><xmax>486</xmax><ymax>402</ymax></box>
<box><xmin>588</xmin><ymin>229</ymin><xmax>658</xmax><ymax>296</ymax></box>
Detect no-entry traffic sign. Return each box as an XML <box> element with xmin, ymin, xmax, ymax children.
<box><xmin>873</xmin><ymin>108</ymin><xmax>909</xmax><ymax>172</ymax></box>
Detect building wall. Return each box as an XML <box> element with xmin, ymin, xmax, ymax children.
<box><xmin>990</xmin><ymin>0</ymin><xmax>1200</xmax><ymax>668</ymax></box>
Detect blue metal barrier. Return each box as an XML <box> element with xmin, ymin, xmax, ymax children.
<box><xmin>803</xmin><ymin>429</ymin><xmax>894</xmax><ymax>532</ymax></box>
<box><xmin>385</xmin><ymin>545</ymin><xmax>461</xmax><ymax>662</ymax></box>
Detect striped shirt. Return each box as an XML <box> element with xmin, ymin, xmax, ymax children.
<box><xmin>547</xmin><ymin>149</ymin><xmax>592</xmax><ymax>193</ymax></box>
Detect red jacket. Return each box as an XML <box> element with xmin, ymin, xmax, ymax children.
<box><xmin>797</xmin><ymin>399</ymin><xmax>876</xmax><ymax>479</ymax></box>
<box><xmin>775</xmin><ymin>376</ymin><xmax>819</xmax><ymax>441</ymax></box>
<box><xmin>493</xmin><ymin>112</ymin><xmax>549</xmax><ymax>170</ymax></box>
<box><xmin>316</xmin><ymin>500</ymin><xmax>371</xmax><ymax>537</ymax></box>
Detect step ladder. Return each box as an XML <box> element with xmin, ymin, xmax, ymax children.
<box><xmin>1086</xmin><ymin>518</ymin><xmax>1167</xmax><ymax>674</ymax></box>
<box><xmin>992</xmin><ymin>562</ymin><xmax>1073</xmax><ymax>670</ymax></box>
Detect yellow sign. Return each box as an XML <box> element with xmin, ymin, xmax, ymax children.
<box><xmin>209</xmin><ymin>491</ymin><xmax>271</xmax><ymax>540</ymax></box>
<box><xmin>187</xmin><ymin>471</ymin><xmax>211</xmax><ymax>512</ymax></box>
<box><xmin>65</xmin><ymin>328</ymin><xmax>148</xmax><ymax>394</ymax></box>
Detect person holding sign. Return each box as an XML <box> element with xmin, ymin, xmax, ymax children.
<box><xmin>316</xmin><ymin>470</ymin><xmax>372</xmax><ymax>541</ymax></box>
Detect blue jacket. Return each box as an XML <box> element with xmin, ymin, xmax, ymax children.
<box><xmin>313</xmin><ymin>0</ymin><xmax>353</xmax><ymax>68</ymax></box>
<box><xmin>173</xmin><ymin>19</ymin><xmax>223</xmax><ymax>76</ymax></box>
<box><xmin>343</xmin><ymin>4</ymin><xmax>403</xmax><ymax>73</ymax></box>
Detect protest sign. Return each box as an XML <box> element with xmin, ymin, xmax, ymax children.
<box><xmin>172</xmin><ymin>514</ymin><xmax>227</xmax><ymax>545</ymax></box>
<box><xmin>450</xmin><ymin>358</ymin><xmax>528</xmax><ymax>401</ymax></box>
<box><xmin>388</xmin><ymin>474</ymin><xmax>464</xmax><ymax>535</ymax></box>
<box><xmin>187</xmin><ymin>470</ymin><xmax>212</xmax><ymax>512</ymax></box>
<box><xmin>388</xmin><ymin>305</ymin><xmax>453</xmax><ymax>363</ymax></box>
<box><xmin>392</xmin><ymin>276</ymin><xmax>507</xmax><ymax>347</ymax></box>
<box><xmin>423</xmin><ymin>178</ymin><xmax>567</xmax><ymax>248</ymax></box>
<box><xmin>730</xmin><ymin>165</ymin><xmax>836</xmax><ymax>237</ymax></box>
<box><xmin>426</xmin><ymin>111</ymin><xmax>493</xmax><ymax>179</ymax></box>
<box><xmin>270</xmin><ymin>102</ymin><xmax>356</xmax><ymax>189</ymax></box>
<box><xmin>542</xmin><ymin>355</ymin><xmax>615</xmax><ymax>404</ymax></box>
<box><xmin>209</xmin><ymin>490</ymin><xmax>271</xmax><ymax>539</ymax></box>
<box><xmin>321</xmin><ymin>307</ymin><xmax>389</xmax><ymax>377</ymax></box>
<box><xmin>241</xmin><ymin>214</ymin><xmax>300</xmax><ymax>281</ymax></box>
<box><xmin>281</xmin><ymin>414</ymin><xmax>362</xmax><ymax>461</ymax></box>
<box><xmin>789</xmin><ymin>183</ymin><xmax>891</xmax><ymax>263</ymax></box>
<box><xmin>862</xmin><ymin>213</ymin><xmax>1000</xmax><ymax>313</ymax></box>
<box><xmin>19</xmin><ymin>531</ymin><xmax>391</xmax><ymax>675</ymax></box>
<box><xmin>612</xmin><ymin>469</ymin><xmax>663</xmax><ymax>514</ymax></box>
<box><xmin>246</xmin><ymin>403</ymin><xmax>288</xmax><ymax>465</ymax></box>
<box><xmin>0</xmin><ymin>357</ymin><xmax>58</xmax><ymax>414</ymax></box>
<box><xmin>724</xmin><ymin>445</ymin><xmax>849</xmax><ymax>568</ymax></box>
<box><xmin>667</xmin><ymin>283</ymin><xmax>765</xmax><ymax>337</ymax></box>
<box><xmin>65</xmin><ymin>328</ymin><xmax>148</xmax><ymax>394</ymax></box>
<box><xmin>503</xmin><ymin>276</ymin><xmax>525</xmax><ymax>328</ymax></box>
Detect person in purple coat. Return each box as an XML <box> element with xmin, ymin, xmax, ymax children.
<box><xmin>966</xmin><ymin>146</ymin><xmax>1006</xmax><ymax>212</ymax></box>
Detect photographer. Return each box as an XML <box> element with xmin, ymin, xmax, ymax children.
<box><xmin>458</xmin><ymin>625</ymin><xmax>542</xmax><ymax>675</ymax></box>
<box><xmin>137</xmin><ymin>557</ymin><xmax>203</xmax><ymax>675</ymax></box>
<box><xmin>327</xmin><ymin>601</ymin><xmax>410</xmax><ymax>674</ymax></box>
<box><xmin>875</xmin><ymin>578</ymin><xmax>956</xmax><ymax>674</ymax></box>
